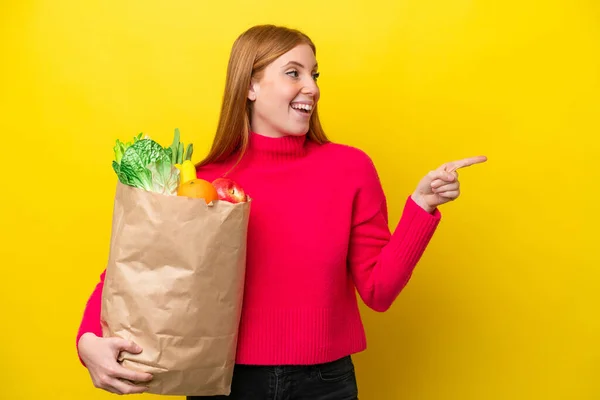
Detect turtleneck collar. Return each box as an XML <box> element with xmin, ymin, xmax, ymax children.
<box><xmin>246</xmin><ymin>130</ymin><xmax>308</xmax><ymax>163</ymax></box>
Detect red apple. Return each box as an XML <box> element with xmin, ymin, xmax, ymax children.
<box><xmin>212</xmin><ymin>178</ymin><xmax>247</xmax><ymax>203</ymax></box>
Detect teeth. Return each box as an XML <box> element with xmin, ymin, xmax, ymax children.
<box><xmin>291</xmin><ymin>103</ymin><xmax>313</xmax><ymax>111</ymax></box>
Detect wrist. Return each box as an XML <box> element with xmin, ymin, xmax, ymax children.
<box><xmin>411</xmin><ymin>193</ymin><xmax>435</xmax><ymax>214</ymax></box>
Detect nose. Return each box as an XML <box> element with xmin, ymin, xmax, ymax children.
<box><xmin>301</xmin><ymin>77</ymin><xmax>319</xmax><ymax>97</ymax></box>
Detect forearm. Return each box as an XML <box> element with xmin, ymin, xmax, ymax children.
<box><xmin>351</xmin><ymin>196</ymin><xmax>441</xmax><ymax>312</ymax></box>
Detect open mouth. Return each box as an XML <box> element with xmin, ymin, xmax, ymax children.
<box><xmin>290</xmin><ymin>103</ymin><xmax>313</xmax><ymax>115</ymax></box>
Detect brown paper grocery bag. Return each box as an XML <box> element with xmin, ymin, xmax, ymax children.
<box><xmin>100</xmin><ymin>181</ymin><xmax>251</xmax><ymax>396</ymax></box>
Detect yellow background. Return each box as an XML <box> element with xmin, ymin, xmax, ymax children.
<box><xmin>1</xmin><ymin>0</ymin><xmax>598</xmax><ymax>399</ymax></box>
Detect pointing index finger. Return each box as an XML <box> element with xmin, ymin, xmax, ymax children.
<box><xmin>445</xmin><ymin>155</ymin><xmax>487</xmax><ymax>172</ymax></box>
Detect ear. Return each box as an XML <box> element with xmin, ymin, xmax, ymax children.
<box><xmin>248</xmin><ymin>80</ymin><xmax>259</xmax><ymax>101</ymax></box>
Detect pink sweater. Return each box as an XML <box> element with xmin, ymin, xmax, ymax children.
<box><xmin>76</xmin><ymin>131</ymin><xmax>441</xmax><ymax>365</ymax></box>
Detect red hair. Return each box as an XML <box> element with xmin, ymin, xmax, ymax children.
<box><xmin>196</xmin><ymin>24</ymin><xmax>329</xmax><ymax>168</ymax></box>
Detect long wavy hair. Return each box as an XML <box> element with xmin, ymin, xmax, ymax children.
<box><xmin>196</xmin><ymin>24</ymin><xmax>329</xmax><ymax>168</ymax></box>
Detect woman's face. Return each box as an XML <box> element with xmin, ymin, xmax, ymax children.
<box><xmin>248</xmin><ymin>44</ymin><xmax>320</xmax><ymax>138</ymax></box>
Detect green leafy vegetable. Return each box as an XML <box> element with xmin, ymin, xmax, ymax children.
<box><xmin>123</xmin><ymin>139</ymin><xmax>167</xmax><ymax>169</ymax></box>
<box><xmin>112</xmin><ymin>128</ymin><xmax>189</xmax><ymax>196</ymax></box>
<box><xmin>113</xmin><ymin>138</ymin><xmax>176</xmax><ymax>194</ymax></box>
<box><xmin>113</xmin><ymin>133</ymin><xmax>142</xmax><ymax>164</ymax></box>
<box><xmin>147</xmin><ymin>157</ymin><xmax>179</xmax><ymax>195</ymax></box>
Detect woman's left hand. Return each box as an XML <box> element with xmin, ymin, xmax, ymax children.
<box><xmin>411</xmin><ymin>156</ymin><xmax>488</xmax><ymax>213</ymax></box>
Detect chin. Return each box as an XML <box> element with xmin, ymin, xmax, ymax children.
<box><xmin>282</xmin><ymin>124</ymin><xmax>310</xmax><ymax>137</ymax></box>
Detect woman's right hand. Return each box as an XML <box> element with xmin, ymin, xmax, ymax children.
<box><xmin>77</xmin><ymin>332</ymin><xmax>153</xmax><ymax>395</ymax></box>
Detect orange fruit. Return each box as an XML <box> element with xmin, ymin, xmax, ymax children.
<box><xmin>177</xmin><ymin>179</ymin><xmax>219</xmax><ymax>204</ymax></box>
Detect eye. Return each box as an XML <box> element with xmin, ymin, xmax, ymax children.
<box><xmin>286</xmin><ymin>70</ymin><xmax>299</xmax><ymax>78</ymax></box>
<box><xmin>312</xmin><ymin>72</ymin><xmax>320</xmax><ymax>81</ymax></box>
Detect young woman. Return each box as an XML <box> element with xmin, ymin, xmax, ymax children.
<box><xmin>76</xmin><ymin>24</ymin><xmax>486</xmax><ymax>399</ymax></box>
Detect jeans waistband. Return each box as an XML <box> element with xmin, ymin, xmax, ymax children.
<box><xmin>237</xmin><ymin>355</ymin><xmax>352</xmax><ymax>376</ymax></box>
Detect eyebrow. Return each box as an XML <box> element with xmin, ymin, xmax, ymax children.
<box><xmin>282</xmin><ymin>61</ymin><xmax>319</xmax><ymax>71</ymax></box>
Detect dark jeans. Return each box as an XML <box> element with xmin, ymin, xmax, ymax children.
<box><xmin>188</xmin><ymin>355</ymin><xmax>358</xmax><ymax>400</ymax></box>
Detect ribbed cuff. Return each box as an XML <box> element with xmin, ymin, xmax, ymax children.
<box><xmin>388</xmin><ymin>196</ymin><xmax>441</xmax><ymax>269</ymax></box>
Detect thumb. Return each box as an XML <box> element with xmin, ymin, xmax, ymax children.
<box><xmin>111</xmin><ymin>338</ymin><xmax>143</xmax><ymax>354</ymax></box>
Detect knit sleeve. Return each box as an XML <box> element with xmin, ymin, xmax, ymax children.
<box><xmin>347</xmin><ymin>153</ymin><xmax>441</xmax><ymax>312</ymax></box>
<box><xmin>75</xmin><ymin>270</ymin><xmax>105</xmax><ymax>366</ymax></box>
